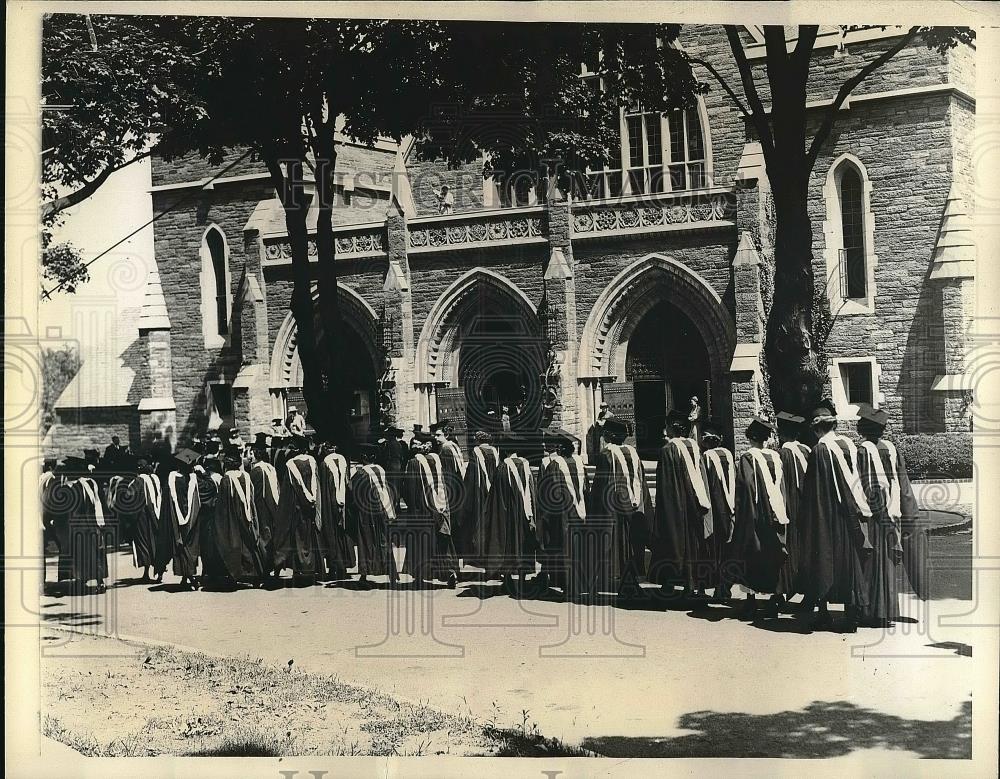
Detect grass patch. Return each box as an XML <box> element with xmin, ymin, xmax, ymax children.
<box><xmin>44</xmin><ymin>633</ymin><xmax>590</xmax><ymax>758</ymax></box>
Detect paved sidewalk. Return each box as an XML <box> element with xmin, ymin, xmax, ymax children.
<box><xmin>39</xmin><ymin>551</ymin><xmax>975</xmax><ymax>758</ymax></box>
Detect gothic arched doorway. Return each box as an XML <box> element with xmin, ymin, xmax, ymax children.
<box><xmin>270</xmin><ymin>286</ymin><xmax>383</xmax><ymax>444</ymax></box>
<box><xmin>417</xmin><ymin>268</ymin><xmax>544</xmax><ymax>442</ymax></box>
<box><xmin>456</xmin><ymin>306</ymin><xmax>544</xmax><ymax>434</ymax></box>
<box><xmin>577</xmin><ymin>253</ymin><xmax>737</xmax><ymax>460</ymax></box>
<box><xmin>625</xmin><ymin>301</ymin><xmax>711</xmax><ymax>459</ymax></box>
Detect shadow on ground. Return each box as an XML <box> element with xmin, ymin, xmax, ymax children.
<box><xmin>581</xmin><ymin>699</ymin><xmax>972</xmax><ymax>758</ymax></box>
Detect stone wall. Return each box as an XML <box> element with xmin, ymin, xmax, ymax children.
<box><xmin>44</xmin><ymin>408</ymin><xmax>140</xmax><ymax>456</ymax></box>
<box><xmin>809</xmin><ymin>92</ymin><xmax>958</xmax><ymax>432</ymax></box>
<box><xmin>151</xmin><ymin>179</ymin><xmax>274</xmax><ymax>441</ymax></box>
<box><xmin>142</xmin><ymin>28</ymin><xmax>975</xmax><ymax>449</ymax></box>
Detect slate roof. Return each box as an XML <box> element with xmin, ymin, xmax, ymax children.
<box><xmin>54</xmin><ymin>307</ymin><xmax>141</xmax><ymax>410</ymax></box>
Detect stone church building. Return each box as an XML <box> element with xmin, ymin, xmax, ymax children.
<box><xmin>46</xmin><ymin>25</ymin><xmax>977</xmax><ymax>460</ymax></box>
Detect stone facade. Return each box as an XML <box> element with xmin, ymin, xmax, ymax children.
<box><xmin>46</xmin><ymin>27</ymin><xmax>977</xmax><ymax>459</ymax></box>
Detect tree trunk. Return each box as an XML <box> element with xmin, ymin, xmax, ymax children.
<box><xmin>765</xmin><ymin>178</ymin><xmax>825</xmax><ymax>415</ymax></box>
<box><xmin>265</xmin><ymin>153</ymin><xmax>330</xmax><ymax>436</ymax></box>
<box><xmin>312</xmin><ymin>129</ymin><xmax>354</xmax><ymax>450</ymax></box>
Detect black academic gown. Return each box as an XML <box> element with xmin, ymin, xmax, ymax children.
<box><xmin>777</xmin><ymin>441</ymin><xmax>811</xmax><ymax>596</ymax></box>
<box><xmin>64</xmin><ymin>476</ymin><xmax>110</xmax><ymax>584</ymax></box>
<box><xmin>459</xmin><ymin>444</ymin><xmax>500</xmax><ymax>563</ymax></box>
<box><xmin>250</xmin><ymin>461</ymin><xmax>280</xmax><ymax>570</ymax></box>
<box><xmin>798</xmin><ymin>434</ymin><xmax>873</xmax><ymax>607</ymax></box>
<box><xmin>380</xmin><ymin>437</ymin><xmax>406</xmax><ymax>508</ymax></box>
<box><xmin>891</xmin><ymin>444</ymin><xmax>929</xmax><ymax>601</ymax></box>
<box><xmin>535</xmin><ymin>453</ymin><xmax>589</xmax><ymax>587</ymax></box>
<box><xmin>319</xmin><ymin>453</ymin><xmax>356</xmax><ymax>577</ymax></box>
<box><xmin>856</xmin><ymin>440</ymin><xmax>906</xmax><ymax>622</ymax></box>
<box><xmin>401</xmin><ymin>453</ymin><xmax>458</xmax><ymax>581</ymax></box>
<box><xmin>702</xmin><ymin>446</ymin><xmax>736</xmax><ymax>589</ymax></box>
<box><xmin>41</xmin><ymin>473</ymin><xmax>71</xmax><ymax>579</ymax></box>
<box><xmin>438</xmin><ymin>440</ymin><xmax>467</xmax><ymax>548</ymax></box>
<box><xmin>160</xmin><ymin>471</ymin><xmax>202</xmax><ymax>579</ymax></box>
<box><xmin>131</xmin><ymin>473</ymin><xmax>161</xmax><ymax>569</ymax></box>
<box><xmin>730</xmin><ymin>448</ymin><xmax>788</xmax><ymax>594</ymax></box>
<box><xmin>346</xmin><ymin>465</ymin><xmax>392</xmax><ymax>577</ymax></box>
<box><xmin>586</xmin><ymin>444</ymin><xmax>651</xmax><ymax>591</ymax></box>
<box><xmin>197</xmin><ymin>472</ymin><xmax>226</xmax><ymax>581</ymax></box>
<box><xmin>214</xmin><ymin>470</ymin><xmax>266</xmax><ymax>581</ymax></box>
<box><xmin>650</xmin><ymin>437</ymin><xmax>713</xmax><ymax>589</ymax></box>
<box><xmin>273</xmin><ymin>454</ymin><xmax>325</xmax><ymax>578</ymax></box>
<box><xmin>480</xmin><ymin>455</ymin><xmax>537</xmax><ymax>579</ymax></box>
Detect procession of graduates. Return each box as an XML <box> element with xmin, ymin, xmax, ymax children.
<box><xmin>40</xmin><ymin>398</ymin><xmax>929</xmax><ymax>631</ymax></box>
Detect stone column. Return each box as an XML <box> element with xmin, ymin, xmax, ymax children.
<box><xmin>543</xmin><ymin>196</ymin><xmax>580</xmax><ymax>435</ymax></box>
<box><xmin>930</xmin><ymin>185</ymin><xmax>975</xmax><ymax>431</ymax></box>
<box><xmin>136</xmin><ymin>270</ymin><xmax>178</xmax><ymax>453</ymax></box>
<box><xmin>383</xmin><ymin>198</ymin><xmax>418</xmax><ymax>428</ymax></box>
<box><xmin>730</xmin><ymin>230</ymin><xmax>767</xmax><ymax>454</ymax></box>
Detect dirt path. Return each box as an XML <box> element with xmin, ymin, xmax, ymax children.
<box><xmin>41</xmin><ymin>628</ymin><xmax>584</xmax><ymax>757</ymax></box>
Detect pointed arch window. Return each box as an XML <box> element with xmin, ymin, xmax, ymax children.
<box><xmin>823</xmin><ymin>155</ymin><xmax>877</xmax><ymax>315</ymax></box>
<box><xmin>200</xmin><ymin>225</ymin><xmax>231</xmax><ymax>347</ymax></box>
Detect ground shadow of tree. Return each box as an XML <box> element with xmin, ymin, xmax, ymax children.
<box><xmin>581</xmin><ymin>699</ymin><xmax>971</xmax><ymax>759</ymax></box>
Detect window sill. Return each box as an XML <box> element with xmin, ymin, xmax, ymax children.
<box><xmin>830</xmin><ymin>297</ymin><xmax>875</xmax><ymax>317</ymax></box>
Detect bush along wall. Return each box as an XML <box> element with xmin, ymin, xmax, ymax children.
<box><xmin>894</xmin><ymin>433</ymin><xmax>973</xmax><ymax>481</ymax></box>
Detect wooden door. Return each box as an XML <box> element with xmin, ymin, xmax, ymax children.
<box><xmin>602</xmin><ymin>381</ymin><xmax>637</xmax><ymax>448</ymax></box>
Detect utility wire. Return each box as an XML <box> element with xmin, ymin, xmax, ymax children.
<box><xmin>42</xmin><ymin>148</ymin><xmax>254</xmax><ymax>300</ymax></box>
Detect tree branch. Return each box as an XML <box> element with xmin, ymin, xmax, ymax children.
<box><xmin>806</xmin><ymin>26</ymin><xmax>920</xmax><ymax>172</ymax></box>
<box><xmin>724</xmin><ymin>25</ymin><xmax>774</xmax><ymax>160</ymax></box>
<box><xmin>41</xmin><ymin>149</ymin><xmax>152</xmax><ymax>222</ymax></box>
<box><xmin>792</xmin><ymin>25</ymin><xmax>819</xmax><ymax>67</ymax></box>
<box><xmin>686</xmin><ymin>56</ymin><xmax>750</xmax><ymax>118</ymax></box>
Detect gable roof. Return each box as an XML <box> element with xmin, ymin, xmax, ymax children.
<box><xmin>54</xmin><ymin>306</ymin><xmax>142</xmax><ymax>410</ymax></box>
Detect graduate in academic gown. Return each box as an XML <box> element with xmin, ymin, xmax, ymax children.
<box><xmin>479</xmin><ymin>432</ymin><xmax>537</xmax><ymax>593</ymax></box>
<box><xmin>432</xmin><ymin>420</ymin><xmax>467</xmax><ymax>555</ymax></box>
<box><xmin>700</xmin><ymin>424</ymin><xmax>736</xmax><ymax>601</ymax></box>
<box><xmin>378</xmin><ymin>426</ymin><xmax>407</xmax><ymax>509</ymax></box>
<box><xmin>158</xmin><ymin>449</ymin><xmax>203</xmax><ymax>590</ymax></box>
<box><xmin>131</xmin><ymin>455</ymin><xmax>162</xmax><ymax>582</ymax></box>
<box><xmin>249</xmin><ymin>435</ymin><xmax>280</xmax><ymax>575</ymax></box>
<box><xmin>534</xmin><ymin>429</ymin><xmax>589</xmax><ymax>592</ymax></box>
<box><xmin>105</xmin><ymin>461</ymin><xmax>136</xmax><ymax>552</ymax></box>
<box><xmin>214</xmin><ymin>449</ymin><xmax>267</xmax><ymax>585</ymax></box>
<box><xmin>776</xmin><ymin>412</ymin><xmax>811</xmax><ymax>600</ymax></box>
<box><xmin>346</xmin><ymin>444</ymin><xmax>393</xmax><ymax>585</ymax></box>
<box><xmin>459</xmin><ymin>430</ymin><xmax>500</xmax><ymax>566</ymax></box>
<box><xmin>40</xmin><ymin>458</ymin><xmax>61</xmax><ymax>583</ymax></box>
<box><xmin>854</xmin><ymin>405</ymin><xmax>909</xmax><ymax>625</ymax></box>
<box><xmin>797</xmin><ymin>400</ymin><xmax>873</xmax><ymax>629</ymax></box>
<box><xmin>730</xmin><ymin>417</ymin><xmax>790</xmax><ymax>618</ymax></box>
<box><xmin>401</xmin><ymin>430</ymin><xmax>458</xmax><ymax>588</ymax></box>
<box><xmin>649</xmin><ymin>409</ymin><xmax>713</xmax><ymax>599</ymax></box>
<box><xmin>318</xmin><ymin>441</ymin><xmax>356</xmax><ymax>580</ymax></box>
<box><xmin>272</xmin><ymin>432</ymin><xmax>325</xmax><ymax>582</ymax></box>
<box><xmin>585</xmin><ymin>418</ymin><xmax>652</xmax><ymax>597</ymax></box>
<box><xmin>59</xmin><ymin>457</ymin><xmax>109</xmax><ymax>593</ymax></box>
<box><xmin>197</xmin><ymin>455</ymin><xmax>226</xmax><ymax>587</ymax></box>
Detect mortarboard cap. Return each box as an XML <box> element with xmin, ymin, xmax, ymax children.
<box><xmin>776</xmin><ymin>411</ymin><xmax>806</xmax><ymax>434</ymax></box>
<box><xmin>746</xmin><ymin>415</ymin><xmax>775</xmax><ymax>441</ymax></box>
<box><xmin>355</xmin><ymin>443</ymin><xmax>380</xmax><ymax>460</ymax></box>
<box><xmin>665</xmin><ymin>408</ymin><xmax>689</xmax><ymax>430</ymax></box>
<box><xmin>602</xmin><ymin>417</ymin><xmax>630</xmax><ymax>439</ymax></box>
<box><xmin>701</xmin><ymin>421</ymin><xmax>724</xmax><ymax>445</ymax></box>
<box><xmin>811</xmin><ymin>399</ymin><xmax>838</xmax><ymax>424</ymax></box>
<box><xmin>174</xmin><ymin>448</ymin><xmax>199</xmax><ymax>467</ymax></box>
<box><xmin>857</xmin><ymin>404</ymin><xmax>889</xmax><ymax>431</ymax></box>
